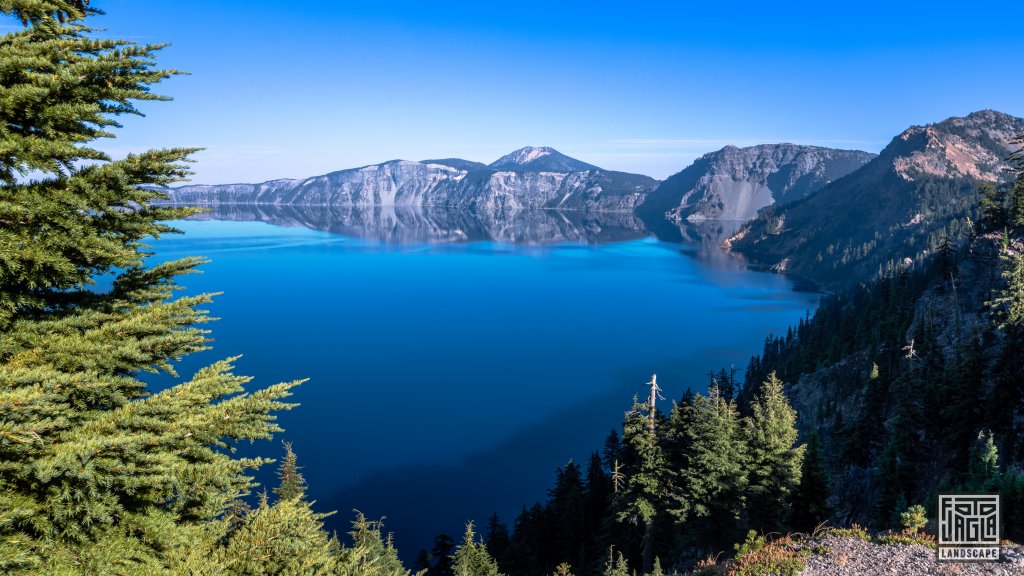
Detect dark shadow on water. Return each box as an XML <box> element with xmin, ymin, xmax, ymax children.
<box><xmin>318</xmin><ymin>349</ymin><xmax>756</xmax><ymax>561</ymax></box>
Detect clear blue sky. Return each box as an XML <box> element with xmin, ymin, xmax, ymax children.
<box><xmin>45</xmin><ymin>1</ymin><xmax>1024</xmax><ymax>182</ymax></box>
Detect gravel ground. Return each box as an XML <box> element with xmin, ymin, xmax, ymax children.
<box><xmin>800</xmin><ymin>536</ymin><xmax>1024</xmax><ymax>575</ymax></box>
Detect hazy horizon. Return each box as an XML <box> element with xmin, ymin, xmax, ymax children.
<box><xmin>85</xmin><ymin>0</ymin><xmax>1024</xmax><ymax>185</ymax></box>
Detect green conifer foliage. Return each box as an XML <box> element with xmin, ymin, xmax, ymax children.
<box><xmin>967</xmin><ymin>431</ymin><xmax>1000</xmax><ymax>491</ymax></box>
<box><xmin>218</xmin><ymin>492</ymin><xmax>337</xmax><ymax>576</ymax></box>
<box><xmin>988</xmin><ymin>250</ymin><xmax>1024</xmax><ymax>330</ymax></box>
<box><xmin>551</xmin><ymin>562</ymin><xmax>574</xmax><ymax>576</ymax></box>
<box><xmin>429</xmin><ymin>534</ymin><xmax>456</xmax><ymax>576</ymax></box>
<box><xmin>601</xmin><ymin>548</ymin><xmax>631</xmax><ymax>576</ymax></box>
<box><xmin>341</xmin><ymin>513</ymin><xmax>414</xmax><ymax>576</ymax></box>
<box><xmin>613</xmin><ymin>396</ymin><xmax>672</xmax><ymax>573</ymax></box>
<box><xmin>675</xmin><ymin>386</ymin><xmax>747</xmax><ymax>552</ymax></box>
<box><xmin>275</xmin><ymin>442</ymin><xmax>307</xmax><ymax>502</ymax></box>
<box><xmin>789</xmin><ymin>433</ymin><xmax>832</xmax><ymax>532</ymax></box>
<box><xmin>454</xmin><ymin>522</ymin><xmax>504</xmax><ymax>576</ymax></box>
<box><xmin>743</xmin><ymin>372</ymin><xmax>806</xmax><ymax>534</ymax></box>
<box><xmin>979</xmin><ymin>183</ymin><xmax>1009</xmax><ymax>232</ymax></box>
<box><xmin>0</xmin><ymin>3</ymin><xmax>303</xmax><ymax>572</ymax></box>
<box><xmin>1008</xmin><ymin>136</ymin><xmax>1024</xmax><ymax>229</ymax></box>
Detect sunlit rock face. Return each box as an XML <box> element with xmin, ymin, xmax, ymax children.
<box><xmin>165</xmin><ymin>148</ymin><xmax>659</xmax><ymax>213</ymax></box>
<box><xmin>639</xmin><ymin>144</ymin><xmax>876</xmax><ymax>222</ymax></box>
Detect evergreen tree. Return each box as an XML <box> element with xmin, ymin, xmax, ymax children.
<box><xmin>967</xmin><ymin>431</ymin><xmax>1001</xmax><ymax>492</ymax></box>
<box><xmin>601</xmin><ymin>548</ymin><xmax>631</xmax><ymax>576</ymax></box>
<box><xmin>343</xmin><ymin>513</ymin><xmax>413</xmax><ymax>576</ymax></box>
<box><xmin>743</xmin><ymin>372</ymin><xmax>806</xmax><ymax>534</ymax></box>
<box><xmin>454</xmin><ymin>522</ymin><xmax>504</xmax><ymax>576</ymax></box>
<box><xmin>415</xmin><ymin>550</ymin><xmax>433</xmax><ymax>574</ymax></box>
<box><xmin>988</xmin><ymin>250</ymin><xmax>1024</xmax><ymax>330</ymax></box>
<box><xmin>551</xmin><ymin>563</ymin><xmax>574</xmax><ymax>576</ymax></box>
<box><xmin>0</xmin><ymin>3</ymin><xmax>303</xmax><ymax>572</ymax></box>
<box><xmin>549</xmin><ymin>460</ymin><xmax>588</xmax><ymax>568</ymax></box>
<box><xmin>484</xmin><ymin>513</ymin><xmax>512</xmax><ymax>570</ymax></box>
<box><xmin>647</xmin><ymin>557</ymin><xmax>663</xmax><ymax>576</ymax></box>
<box><xmin>674</xmin><ymin>386</ymin><xmax>748</xmax><ymax>552</ymax></box>
<box><xmin>217</xmin><ymin>492</ymin><xmax>337</xmax><ymax>576</ymax></box>
<box><xmin>429</xmin><ymin>534</ymin><xmax>456</xmax><ymax>576</ymax></box>
<box><xmin>613</xmin><ymin>387</ymin><xmax>674</xmax><ymax>573</ymax></box>
<box><xmin>789</xmin><ymin>433</ymin><xmax>832</xmax><ymax>532</ymax></box>
<box><xmin>1009</xmin><ymin>137</ymin><xmax>1024</xmax><ymax>228</ymax></box>
<box><xmin>583</xmin><ymin>451</ymin><xmax>612</xmax><ymax>564</ymax></box>
<box><xmin>602</xmin><ymin>429</ymin><xmax>622</xmax><ymax>472</ymax></box>
<box><xmin>979</xmin><ymin>183</ymin><xmax>1008</xmax><ymax>232</ymax></box>
<box><xmin>275</xmin><ymin>441</ymin><xmax>307</xmax><ymax>502</ymax></box>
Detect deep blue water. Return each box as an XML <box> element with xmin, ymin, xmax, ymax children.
<box><xmin>150</xmin><ymin>211</ymin><xmax>819</xmax><ymax>558</ymax></box>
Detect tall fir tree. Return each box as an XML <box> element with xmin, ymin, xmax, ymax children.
<box><xmin>484</xmin><ymin>513</ymin><xmax>512</xmax><ymax>571</ymax></box>
<box><xmin>548</xmin><ymin>460</ymin><xmax>588</xmax><ymax>569</ymax></box>
<box><xmin>274</xmin><ymin>441</ymin><xmax>307</xmax><ymax>502</ymax></box>
<box><xmin>789</xmin><ymin>432</ymin><xmax>832</xmax><ymax>532</ymax></box>
<box><xmin>0</xmin><ymin>3</ymin><xmax>305</xmax><ymax>573</ymax></box>
<box><xmin>613</xmin><ymin>388</ymin><xmax>674</xmax><ymax>574</ymax></box>
<box><xmin>428</xmin><ymin>534</ymin><xmax>456</xmax><ymax>576</ymax></box>
<box><xmin>967</xmin><ymin>431</ymin><xmax>1001</xmax><ymax>492</ymax></box>
<box><xmin>216</xmin><ymin>491</ymin><xmax>338</xmax><ymax>576</ymax></box>
<box><xmin>979</xmin><ymin>183</ymin><xmax>1008</xmax><ymax>232</ymax></box>
<box><xmin>1008</xmin><ymin>135</ymin><xmax>1024</xmax><ymax>229</ymax></box>
<box><xmin>343</xmin><ymin>514</ymin><xmax>415</xmax><ymax>576</ymax></box>
<box><xmin>674</xmin><ymin>385</ymin><xmax>747</xmax><ymax>553</ymax></box>
<box><xmin>742</xmin><ymin>372</ymin><xmax>805</xmax><ymax>534</ymax></box>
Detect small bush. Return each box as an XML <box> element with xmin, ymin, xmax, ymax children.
<box><xmin>900</xmin><ymin>504</ymin><xmax>928</xmax><ymax>533</ymax></box>
<box><xmin>874</xmin><ymin>530</ymin><xmax>937</xmax><ymax>549</ymax></box>
<box><xmin>822</xmin><ymin>524</ymin><xmax>871</xmax><ymax>542</ymax></box>
<box><xmin>727</xmin><ymin>532</ymin><xmax>806</xmax><ymax>576</ymax></box>
<box><xmin>691</xmin><ymin>554</ymin><xmax>725</xmax><ymax>576</ymax></box>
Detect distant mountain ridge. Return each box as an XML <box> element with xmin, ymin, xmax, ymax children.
<box><xmin>166</xmin><ymin>147</ymin><xmax>657</xmax><ymax>212</ymax></box>
<box><xmin>726</xmin><ymin>110</ymin><xmax>1024</xmax><ymax>290</ymax></box>
<box><xmin>638</xmin><ymin>144</ymin><xmax>876</xmax><ymax>222</ymax></box>
<box><xmin>487</xmin><ymin>146</ymin><xmax>599</xmax><ymax>172</ymax></box>
<box><xmin>164</xmin><ymin>144</ymin><xmax>878</xmax><ymax>217</ymax></box>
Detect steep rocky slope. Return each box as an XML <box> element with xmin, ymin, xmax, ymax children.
<box><xmin>727</xmin><ymin>110</ymin><xmax>1024</xmax><ymax>290</ymax></box>
<box><xmin>638</xmin><ymin>144</ymin><xmax>875</xmax><ymax>222</ymax></box>
<box><xmin>165</xmin><ymin>148</ymin><xmax>657</xmax><ymax>212</ymax></box>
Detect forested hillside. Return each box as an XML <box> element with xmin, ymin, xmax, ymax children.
<box><xmin>427</xmin><ymin>374</ymin><xmax>817</xmax><ymax>576</ymax></box>
<box><xmin>739</xmin><ymin>160</ymin><xmax>1024</xmax><ymax>538</ymax></box>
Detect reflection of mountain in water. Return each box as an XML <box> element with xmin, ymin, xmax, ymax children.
<box><xmin>189</xmin><ymin>204</ymin><xmax>658</xmax><ymax>245</ymax></box>
<box><xmin>187</xmin><ymin>204</ymin><xmax>753</xmax><ymax>269</ymax></box>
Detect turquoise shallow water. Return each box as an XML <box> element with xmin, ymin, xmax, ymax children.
<box><xmin>150</xmin><ymin>214</ymin><xmax>819</xmax><ymax>557</ymax></box>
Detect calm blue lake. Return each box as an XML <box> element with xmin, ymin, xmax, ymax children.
<box><xmin>151</xmin><ymin>206</ymin><xmax>819</xmax><ymax>558</ymax></box>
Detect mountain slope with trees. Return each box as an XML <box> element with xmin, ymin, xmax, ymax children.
<box><xmin>444</xmin><ymin>373</ymin><xmax>814</xmax><ymax>576</ymax></box>
<box><xmin>739</xmin><ymin>132</ymin><xmax>1024</xmax><ymax>539</ymax></box>
<box><xmin>727</xmin><ymin>110</ymin><xmax>1024</xmax><ymax>291</ymax></box>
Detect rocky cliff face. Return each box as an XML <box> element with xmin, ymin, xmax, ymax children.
<box><xmin>638</xmin><ymin>144</ymin><xmax>875</xmax><ymax>222</ymax></box>
<box><xmin>727</xmin><ymin>110</ymin><xmax>1024</xmax><ymax>290</ymax></box>
<box><xmin>890</xmin><ymin>109</ymin><xmax>1022</xmax><ymax>183</ymax></box>
<box><xmin>165</xmin><ymin>148</ymin><xmax>657</xmax><ymax>213</ymax></box>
